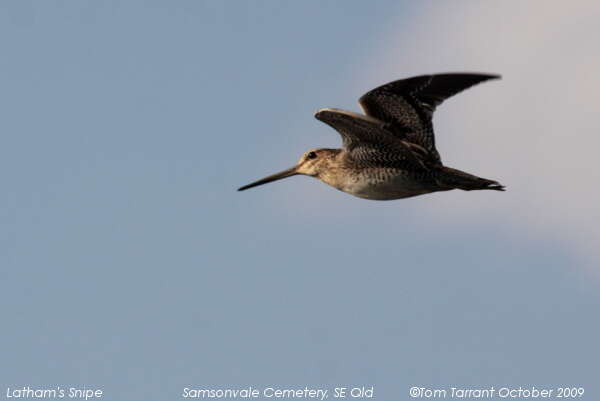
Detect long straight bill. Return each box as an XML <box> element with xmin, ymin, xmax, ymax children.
<box><xmin>238</xmin><ymin>166</ymin><xmax>299</xmax><ymax>191</ymax></box>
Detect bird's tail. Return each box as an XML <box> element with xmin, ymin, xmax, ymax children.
<box><xmin>437</xmin><ymin>166</ymin><xmax>505</xmax><ymax>191</ymax></box>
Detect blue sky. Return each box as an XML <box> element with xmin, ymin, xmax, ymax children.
<box><xmin>2</xmin><ymin>2</ymin><xmax>599</xmax><ymax>400</ymax></box>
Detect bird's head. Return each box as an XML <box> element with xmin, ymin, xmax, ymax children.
<box><xmin>238</xmin><ymin>148</ymin><xmax>339</xmax><ymax>191</ymax></box>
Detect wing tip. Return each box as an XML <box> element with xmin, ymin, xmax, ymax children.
<box><xmin>315</xmin><ymin>108</ymin><xmax>383</xmax><ymax>125</ymax></box>
<box><xmin>482</xmin><ymin>72</ymin><xmax>502</xmax><ymax>81</ymax></box>
<box><xmin>314</xmin><ymin>107</ymin><xmax>341</xmax><ymax>118</ymax></box>
<box><xmin>433</xmin><ymin>72</ymin><xmax>502</xmax><ymax>82</ymax></box>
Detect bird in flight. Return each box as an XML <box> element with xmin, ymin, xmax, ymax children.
<box><xmin>238</xmin><ymin>73</ymin><xmax>504</xmax><ymax>200</ymax></box>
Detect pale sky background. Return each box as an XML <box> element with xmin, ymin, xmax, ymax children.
<box><xmin>1</xmin><ymin>2</ymin><xmax>599</xmax><ymax>401</ymax></box>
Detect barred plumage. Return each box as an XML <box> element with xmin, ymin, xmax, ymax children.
<box><xmin>239</xmin><ymin>73</ymin><xmax>504</xmax><ymax>200</ymax></box>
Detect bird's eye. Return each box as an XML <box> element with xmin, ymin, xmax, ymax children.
<box><xmin>307</xmin><ymin>151</ymin><xmax>317</xmax><ymax>159</ymax></box>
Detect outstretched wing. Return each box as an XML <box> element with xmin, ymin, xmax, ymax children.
<box><xmin>359</xmin><ymin>73</ymin><xmax>500</xmax><ymax>163</ymax></box>
<box><xmin>315</xmin><ymin>108</ymin><xmax>426</xmax><ymax>171</ymax></box>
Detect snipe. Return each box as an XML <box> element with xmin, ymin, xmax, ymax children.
<box><xmin>239</xmin><ymin>73</ymin><xmax>504</xmax><ymax>200</ymax></box>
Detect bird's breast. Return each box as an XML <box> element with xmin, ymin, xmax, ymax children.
<box><xmin>320</xmin><ymin>168</ymin><xmax>436</xmax><ymax>200</ymax></box>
